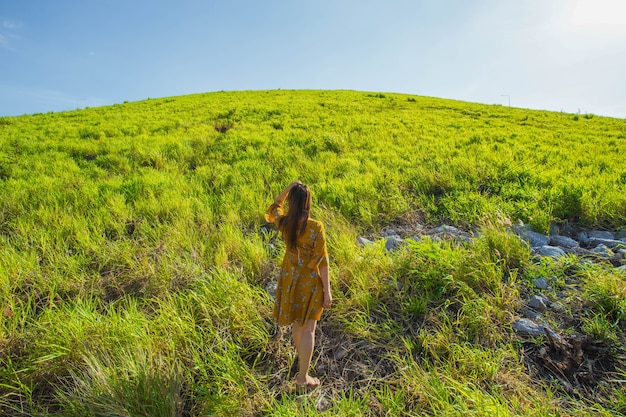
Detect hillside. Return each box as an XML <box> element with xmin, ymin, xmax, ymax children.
<box><xmin>0</xmin><ymin>90</ymin><xmax>625</xmax><ymax>416</ymax></box>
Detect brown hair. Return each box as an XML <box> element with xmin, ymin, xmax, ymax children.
<box><xmin>279</xmin><ymin>183</ymin><xmax>312</xmax><ymax>250</ymax></box>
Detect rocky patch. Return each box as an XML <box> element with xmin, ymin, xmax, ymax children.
<box><xmin>353</xmin><ymin>221</ymin><xmax>625</xmax><ymax>398</ymax></box>
<box><xmin>355</xmin><ymin>222</ymin><xmax>626</xmax><ymax>270</ymax></box>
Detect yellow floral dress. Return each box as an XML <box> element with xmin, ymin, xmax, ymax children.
<box><xmin>265</xmin><ymin>202</ymin><xmax>329</xmax><ymax>326</ymax></box>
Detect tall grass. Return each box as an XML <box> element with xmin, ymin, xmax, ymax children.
<box><xmin>1</xmin><ymin>90</ymin><xmax>625</xmax><ymax>415</ymax></box>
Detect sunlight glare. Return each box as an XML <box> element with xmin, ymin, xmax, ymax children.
<box><xmin>570</xmin><ymin>0</ymin><xmax>626</xmax><ymax>25</ymax></box>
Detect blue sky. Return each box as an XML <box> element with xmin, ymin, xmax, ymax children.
<box><xmin>1</xmin><ymin>0</ymin><xmax>625</xmax><ymax>118</ymax></box>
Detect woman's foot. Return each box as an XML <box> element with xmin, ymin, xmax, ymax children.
<box><xmin>295</xmin><ymin>374</ymin><xmax>320</xmax><ymax>388</ymax></box>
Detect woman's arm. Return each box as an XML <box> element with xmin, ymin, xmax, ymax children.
<box><xmin>274</xmin><ymin>180</ymin><xmax>301</xmax><ymax>205</ymax></box>
<box><xmin>319</xmin><ymin>265</ymin><xmax>332</xmax><ymax>308</ymax></box>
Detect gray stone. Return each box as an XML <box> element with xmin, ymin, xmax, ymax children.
<box><xmin>591</xmin><ymin>244</ymin><xmax>613</xmax><ymax>258</ymax></box>
<box><xmin>549</xmin><ymin>223</ymin><xmax>561</xmax><ymax>236</ymax></box>
<box><xmin>528</xmin><ymin>294</ymin><xmax>549</xmax><ymax>311</ymax></box>
<box><xmin>456</xmin><ymin>234</ymin><xmax>473</xmax><ymax>243</ymax></box>
<box><xmin>535</xmin><ymin>245</ymin><xmax>567</xmax><ymax>259</ymax></box>
<box><xmin>588</xmin><ymin>230</ymin><xmax>615</xmax><ymax>240</ymax></box>
<box><xmin>513</xmin><ymin>318</ymin><xmax>548</xmax><ymax>337</ymax></box>
<box><xmin>513</xmin><ymin>318</ymin><xmax>544</xmax><ymax>336</ymax></box>
<box><xmin>550</xmin><ymin>301</ymin><xmax>565</xmax><ymax>312</ymax></box>
<box><xmin>577</xmin><ymin>232</ymin><xmax>590</xmax><ymax>245</ymax></box>
<box><xmin>558</xmin><ymin>223</ymin><xmax>576</xmax><ymax>237</ymax></box>
<box><xmin>357</xmin><ymin>236</ymin><xmax>375</xmax><ymax>247</ymax></box>
<box><xmin>517</xmin><ymin>229</ymin><xmax>550</xmax><ymax>248</ymax></box>
<box><xmin>511</xmin><ymin>224</ymin><xmax>532</xmax><ymax>234</ymax></box>
<box><xmin>617</xmin><ymin>229</ymin><xmax>626</xmax><ymax>239</ymax></box>
<box><xmin>575</xmin><ymin>247</ymin><xmax>594</xmax><ymax>256</ymax></box>
<box><xmin>522</xmin><ymin>308</ymin><xmax>542</xmax><ymax>320</ymax></box>
<box><xmin>533</xmin><ymin>277</ymin><xmax>552</xmax><ymax>290</ymax></box>
<box><xmin>549</xmin><ymin>235</ymin><xmax>579</xmax><ymax>249</ymax></box>
<box><xmin>431</xmin><ymin>225</ymin><xmax>461</xmax><ymax>235</ymax></box>
<box><xmin>561</xmin><ymin>246</ymin><xmax>580</xmax><ymax>254</ymax></box>
<box><xmin>265</xmin><ymin>281</ymin><xmax>278</xmax><ymax>298</ymax></box>
<box><xmin>382</xmin><ymin>229</ymin><xmax>399</xmax><ymax>237</ymax></box>
<box><xmin>618</xmin><ymin>265</ymin><xmax>626</xmax><ymax>272</ymax></box>
<box><xmin>512</xmin><ymin>318</ymin><xmax>561</xmax><ymax>342</ymax></box>
<box><xmin>545</xmin><ymin>327</ymin><xmax>562</xmax><ymax>343</ymax></box>
<box><xmin>385</xmin><ymin>236</ymin><xmax>406</xmax><ymax>252</ymax></box>
<box><xmin>588</xmin><ymin>238</ymin><xmax>625</xmax><ymax>249</ymax></box>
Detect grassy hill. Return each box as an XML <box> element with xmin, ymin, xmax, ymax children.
<box><xmin>0</xmin><ymin>90</ymin><xmax>625</xmax><ymax>416</ymax></box>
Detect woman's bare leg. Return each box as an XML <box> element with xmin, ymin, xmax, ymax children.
<box><xmin>292</xmin><ymin>323</ymin><xmax>302</xmax><ymax>353</ymax></box>
<box><xmin>292</xmin><ymin>319</ymin><xmax>319</xmax><ymax>386</ymax></box>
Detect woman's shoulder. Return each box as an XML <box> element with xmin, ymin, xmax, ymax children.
<box><xmin>307</xmin><ymin>218</ymin><xmax>325</xmax><ymax>231</ymax></box>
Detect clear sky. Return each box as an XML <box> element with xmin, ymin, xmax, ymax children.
<box><xmin>1</xmin><ymin>0</ymin><xmax>625</xmax><ymax>118</ymax></box>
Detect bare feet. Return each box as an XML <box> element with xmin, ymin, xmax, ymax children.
<box><xmin>295</xmin><ymin>375</ymin><xmax>320</xmax><ymax>389</ymax></box>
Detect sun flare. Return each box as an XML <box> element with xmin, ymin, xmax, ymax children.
<box><xmin>570</xmin><ymin>0</ymin><xmax>626</xmax><ymax>25</ymax></box>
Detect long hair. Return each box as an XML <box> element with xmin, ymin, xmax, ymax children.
<box><xmin>278</xmin><ymin>184</ymin><xmax>312</xmax><ymax>250</ymax></box>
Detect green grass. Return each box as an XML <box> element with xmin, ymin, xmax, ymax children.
<box><xmin>0</xmin><ymin>90</ymin><xmax>625</xmax><ymax>416</ymax></box>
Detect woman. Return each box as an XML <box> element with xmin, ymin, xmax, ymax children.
<box><xmin>265</xmin><ymin>180</ymin><xmax>332</xmax><ymax>389</ymax></box>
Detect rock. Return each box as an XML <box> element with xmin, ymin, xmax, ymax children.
<box><xmin>512</xmin><ymin>318</ymin><xmax>561</xmax><ymax>342</ymax></box>
<box><xmin>535</xmin><ymin>245</ymin><xmax>567</xmax><ymax>259</ymax></box>
<box><xmin>357</xmin><ymin>236</ymin><xmax>375</xmax><ymax>247</ymax></box>
<box><xmin>511</xmin><ymin>224</ymin><xmax>532</xmax><ymax>234</ymax></box>
<box><xmin>528</xmin><ymin>294</ymin><xmax>549</xmax><ymax>311</ymax></box>
<box><xmin>522</xmin><ymin>308</ymin><xmax>542</xmax><ymax>320</ymax></box>
<box><xmin>561</xmin><ymin>246</ymin><xmax>580</xmax><ymax>254</ymax></box>
<box><xmin>588</xmin><ymin>238</ymin><xmax>625</xmax><ymax>249</ymax></box>
<box><xmin>385</xmin><ymin>236</ymin><xmax>406</xmax><ymax>252</ymax></box>
<box><xmin>549</xmin><ymin>235</ymin><xmax>579</xmax><ymax>249</ymax></box>
<box><xmin>513</xmin><ymin>226</ymin><xmax>550</xmax><ymax>248</ymax></box>
<box><xmin>545</xmin><ymin>327</ymin><xmax>562</xmax><ymax>343</ymax></box>
<box><xmin>588</xmin><ymin>230</ymin><xmax>615</xmax><ymax>240</ymax></box>
<box><xmin>265</xmin><ymin>281</ymin><xmax>278</xmax><ymax>298</ymax></box>
<box><xmin>591</xmin><ymin>244</ymin><xmax>613</xmax><ymax>258</ymax></box>
<box><xmin>456</xmin><ymin>234</ymin><xmax>473</xmax><ymax>243</ymax></box>
<box><xmin>549</xmin><ymin>223</ymin><xmax>561</xmax><ymax>236</ymax></box>
<box><xmin>431</xmin><ymin>225</ymin><xmax>461</xmax><ymax>235</ymax></box>
<box><xmin>513</xmin><ymin>318</ymin><xmax>544</xmax><ymax>336</ymax></box>
<box><xmin>553</xmin><ymin>222</ymin><xmax>576</xmax><ymax>237</ymax></box>
<box><xmin>382</xmin><ymin>228</ymin><xmax>399</xmax><ymax>237</ymax></box>
<box><xmin>617</xmin><ymin>229</ymin><xmax>626</xmax><ymax>239</ymax></box>
<box><xmin>574</xmin><ymin>247</ymin><xmax>594</xmax><ymax>256</ymax></box>
<box><xmin>429</xmin><ymin>225</ymin><xmax>473</xmax><ymax>243</ymax></box>
<box><xmin>526</xmin><ymin>231</ymin><xmax>550</xmax><ymax>248</ymax></box>
<box><xmin>550</xmin><ymin>301</ymin><xmax>565</xmax><ymax>312</ymax></box>
<box><xmin>533</xmin><ymin>277</ymin><xmax>552</xmax><ymax>290</ymax></box>
<box><xmin>577</xmin><ymin>232</ymin><xmax>590</xmax><ymax>246</ymax></box>
<box><xmin>513</xmin><ymin>318</ymin><xmax>550</xmax><ymax>337</ymax></box>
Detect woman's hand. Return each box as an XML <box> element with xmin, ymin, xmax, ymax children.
<box><xmin>275</xmin><ymin>180</ymin><xmax>302</xmax><ymax>205</ymax></box>
<box><xmin>323</xmin><ymin>290</ymin><xmax>333</xmax><ymax>308</ymax></box>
